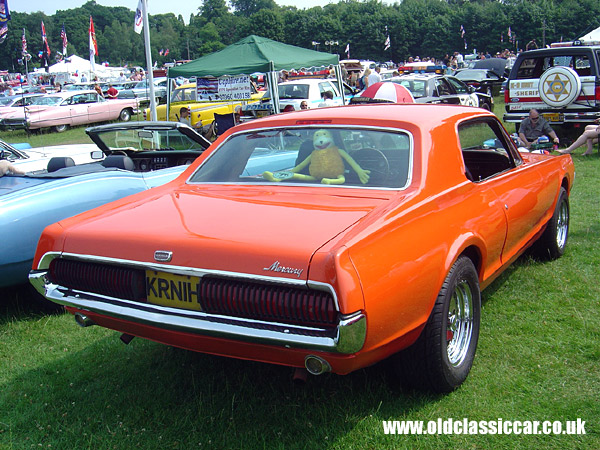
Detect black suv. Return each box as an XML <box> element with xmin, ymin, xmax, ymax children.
<box><xmin>503</xmin><ymin>43</ymin><xmax>600</xmax><ymax>135</ymax></box>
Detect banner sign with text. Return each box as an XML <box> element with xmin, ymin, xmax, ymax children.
<box><xmin>196</xmin><ymin>76</ymin><xmax>251</xmax><ymax>101</ymax></box>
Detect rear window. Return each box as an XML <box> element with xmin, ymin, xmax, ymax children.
<box><xmin>189</xmin><ymin>127</ymin><xmax>413</xmax><ymax>189</ymax></box>
<box><xmin>514</xmin><ymin>53</ymin><xmax>593</xmax><ymax>79</ymax></box>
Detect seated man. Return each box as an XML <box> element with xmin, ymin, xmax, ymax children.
<box><xmin>518</xmin><ymin>109</ymin><xmax>560</xmax><ymax>149</ymax></box>
<box><xmin>178</xmin><ymin>107</ymin><xmax>191</xmax><ymax>126</ymax></box>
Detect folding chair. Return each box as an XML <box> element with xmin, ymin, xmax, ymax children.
<box><xmin>214</xmin><ymin>113</ymin><xmax>236</xmax><ymax>136</ymax></box>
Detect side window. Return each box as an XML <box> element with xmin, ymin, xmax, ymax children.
<box><xmin>435</xmin><ymin>79</ymin><xmax>451</xmax><ymax>96</ymax></box>
<box><xmin>574</xmin><ymin>55</ymin><xmax>591</xmax><ymax>76</ymax></box>
<box><xmin>447</xmin><ymin>77</ymin><xmax>468</xmax><ymax>94</ymax></box>
<box><xmin>515</xmin><ymin>57</ymin><xmax>540</xmax><ymax>79</ymax></box>
<box><xmin>458</xmin><ymin>120</ymin><xmax>518</xmax><ymax>182</ymax></box>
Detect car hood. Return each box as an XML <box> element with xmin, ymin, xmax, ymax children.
<box><xmin>59</xmin><ymin>185</ymin><xmax>391</xmax><ymax>280</ymax></box>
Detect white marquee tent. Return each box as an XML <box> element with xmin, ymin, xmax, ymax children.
<box><xmin>579</xmin><ymin>26</ymin><xmax>600</xmax><ymax>42</ymax></box>
<box><xmin>48</xmin><ymin>55</ymin><xmax>125</xmax><ymax>82</ymax></box>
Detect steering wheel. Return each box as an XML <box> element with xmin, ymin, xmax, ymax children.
<box><xmin>351</xmin><ymin>148</ymin><xmax>390</xmax><ymax>185</ymax></box>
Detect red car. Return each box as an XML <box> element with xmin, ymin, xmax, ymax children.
<box><xmin>30</xmin><ymin>104</ymin><xmax>574</xmax><ymax>392</ymax></box>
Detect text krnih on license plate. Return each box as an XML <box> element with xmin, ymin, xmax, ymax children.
<box><xmin>146</xmin><ymin>270</ymin><xmax>202</xmax><ymax>311</ymax></box>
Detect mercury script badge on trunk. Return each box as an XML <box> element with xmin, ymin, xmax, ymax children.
<box><xmin>263</xmin><ymin>261</ymin><xmax>303</xmax><ymax>278</ymax></box>
<box><xmin>154</xmin><ymin>251</ymin><xmax>173</xmax><ymax>262</ymax></box>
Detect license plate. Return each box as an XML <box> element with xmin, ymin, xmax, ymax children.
<box><xmin>543</xmin><ymin>113</ymin><xmax>562</xmax><ymax>122</ymax></box>
<box><xmin>146</xmin><ymin>270</ymin><xmax>202</xmax><ymax>311</ymax></box>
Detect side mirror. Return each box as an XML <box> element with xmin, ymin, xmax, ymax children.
<box><xmin>91</xmin><ymin>150</ymin><xmax>104</xmax><ymax>160</ymax></box>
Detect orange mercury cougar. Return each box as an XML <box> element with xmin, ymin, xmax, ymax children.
<box><xmin>30</xmin><ymin>103</ymin><xmax>574</xmax><ymax>393</ymax></box>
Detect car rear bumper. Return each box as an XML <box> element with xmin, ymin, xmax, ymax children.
<box><xmin>29</xmin><ymin>266</ymin><xmax>367</xmax><ymax>355</ymax></box>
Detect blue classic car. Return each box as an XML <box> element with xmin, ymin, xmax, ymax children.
<box><xmin>0</xmin><ymin>122</ymin><xmax>210</xmax><ymax>288</ymax></box>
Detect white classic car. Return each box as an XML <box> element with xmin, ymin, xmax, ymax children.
<box><xmin>0</xmin><ymin>138</ymin><xmax>101</xmax><ymax>173</ymax></box>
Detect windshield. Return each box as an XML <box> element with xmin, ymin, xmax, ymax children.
<box><xmin>93</xmin><ymin>127</ymin><xmax>206</xmax><ymax>152</ymax></box>
<box><xmin>391</xmin><ymin>79</ymin><xmax>427</xmax><ymax>98</ymax></box>
<box><xmin>278</xmin><ymin>84</ymin><xmax>310</xmax><ymax>100</ymax></box>
<box><xmin>189</xmin><ymin>127</ymin><xmax>412</xmax><ymax>189</ymax></box>
<box><xmin>170</xmin><ymin>86</ymin><xmax>197</xmax><ymax>103</ymax></box>
<box><xmin>30</xmin><ymin>96</ymin><xmax>63</xmax><ymax>106</ymax></box>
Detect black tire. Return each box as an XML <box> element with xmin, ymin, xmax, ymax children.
<box><xmin>533</xmin><ymin>187</ymin><xmax>569</xmax><ymax>260</ymax></box>
<box><xmin>54</xmin><ymin>124</ymin><xmax>68</xmax><ymax>133</ymax></box>
<box><xmin>119</xmin><ymin>108</ymin><xmax>132</xmax><ymax>122</ymax></box>
<box><xmin>393</xmin><ymin>256</ymin><xmax>481</xmax><ymax>393</ymax></box>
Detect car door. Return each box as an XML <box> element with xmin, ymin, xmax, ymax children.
<box><xmin>319</xmin><ymin>81</ymin><xmax>343</xmax><ymax>106</ymax></box>
<box><xmin>459</xmin><ymin>118</ymin><xmax>556</xmax><ymax>267</ymax></box>
<box><xmin>67</xmin><ymin>94</ymin><xmax>90</xmax><ymax>125</ymax></box>
<box><xmin>431</xmin><ymin>78</ymin><xmax>461</xmax><ymax>105</ymax></box>
<box><xmin>447</xmin><ymin>76</ymin><xmax>479</xmax><ymax>107</ymax></box>
<box><xmin>86</xmin><ymin>93</ymin><xmax>112</xmax><ymax>123</ymax></box>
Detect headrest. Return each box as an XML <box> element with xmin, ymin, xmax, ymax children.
<box><xmin>47</xmin><ymin>157</ymin><xmax>75</xmax><ymax>172</ymax></box>
<box><xmin>101</xmin><ymin>155</ymin><xmax>135</xmax><ymax>170</ymax></box>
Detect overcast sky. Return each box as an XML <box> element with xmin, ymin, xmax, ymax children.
<box><xmin>12</xmin><ymin>0</ymin><xmax>333</xmax><ymax>22</ymax></box>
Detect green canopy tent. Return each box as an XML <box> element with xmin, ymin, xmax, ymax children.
<box><xmin>167</xmin><ymin>35</ymin><xmax>343</xmax><ymax>116</ymax></box>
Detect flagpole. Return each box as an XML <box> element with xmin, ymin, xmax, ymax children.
<box><xmin>141</xmin><ymin>0</ymin><xmax>157</xmax><ymax>121</ymax></box>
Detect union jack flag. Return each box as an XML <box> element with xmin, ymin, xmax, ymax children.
<box><xmin>41</xmin><ymin>21</ymin><xmax>50</xmax><ymax>56</ymax></box>
<box><xmin>60</xmin><ymin>23</ymin><xmax>68</xmax><ymax>55</ymax></box>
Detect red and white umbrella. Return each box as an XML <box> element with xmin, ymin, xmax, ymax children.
<box><xmin>360</xmin><ymin>81</ymin><xmax>415</xmax><ymax>103</ymax></box>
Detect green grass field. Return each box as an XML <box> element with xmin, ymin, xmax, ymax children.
<box><xmin>0</xmin><ymin>101</ymin><xmax>598</xmax><ymax>449</ymax></box>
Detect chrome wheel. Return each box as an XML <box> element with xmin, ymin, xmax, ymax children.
<box><xmin>393</xmin><ymin>256</ymin><xmax>480</xmax><ymax>393</ymax></box>
<box><xmin>533</xmin><ymin>187</ymin><xmax>569</xmax><ymax>260</ymax></box>
<box><xmin>446</xmin><ymin>279</ymin><xmax>474</xmax><ymax>367</ymax></box>
<box><xmin>555</xmin><ymin>198</ymin><xmax>569</xmax><ymax>251</ymax></box>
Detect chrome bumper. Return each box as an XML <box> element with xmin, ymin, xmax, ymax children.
<box><xmin>29</xmin><ymin>268</ymin><xmax>366</xmax><ymax>355</ymax></box>
<box><xmin>503</xmin><ymin>111</ymin><xmax>600</xmax><ymax>124</ymax></box>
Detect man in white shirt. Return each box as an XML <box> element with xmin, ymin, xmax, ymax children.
<box><xmin>367</xmin><ymin>66</ymin><xmax>382</xmax><ymax>86</ymax></box>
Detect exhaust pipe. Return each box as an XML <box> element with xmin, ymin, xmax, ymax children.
<box><xmin>304</xmin><ymin>355</ymin><xmax>331</xmax><ymax>375</ymax></box>
<box><xmin>292</xmin><ymin>367</ymin><xmax>308</xmax><ymax>385</ymax></box>
<box><xmin>74</xmin><ymin>313</ymin><xmax>95</xmax><ymax>328</ymax></box>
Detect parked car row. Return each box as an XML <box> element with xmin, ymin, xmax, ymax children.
<box><xmin>0</xmin><ymin>90</ymin><xmax>139</xmax><ymax>133</ymax></box>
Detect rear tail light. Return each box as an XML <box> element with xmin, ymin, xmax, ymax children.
<box><xmin>504</xmin><ymin>86</ymin><xmax>510</xmax><ymax>104</ymax></box>
<box><xmin>595</xmin><ymin>85</ymin><xmax>600</xmax><ymax>102</ymax></box>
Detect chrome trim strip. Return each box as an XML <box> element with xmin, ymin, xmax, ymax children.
<box><xmin>29</xmin><ymin>268</ymin><xmax>366</xmax><ymax>354</ymax></box>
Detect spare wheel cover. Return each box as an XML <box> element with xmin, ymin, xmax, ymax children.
<box><xmin>538</xmin><ymin>66</ymin><xmax>581</xmax><ymax>107</ymax></box>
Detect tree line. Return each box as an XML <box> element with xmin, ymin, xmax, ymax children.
<box><xmin>3</xmin><ymin>0</ymin><xmax>599</xmax><ymax>73</ymax></box>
